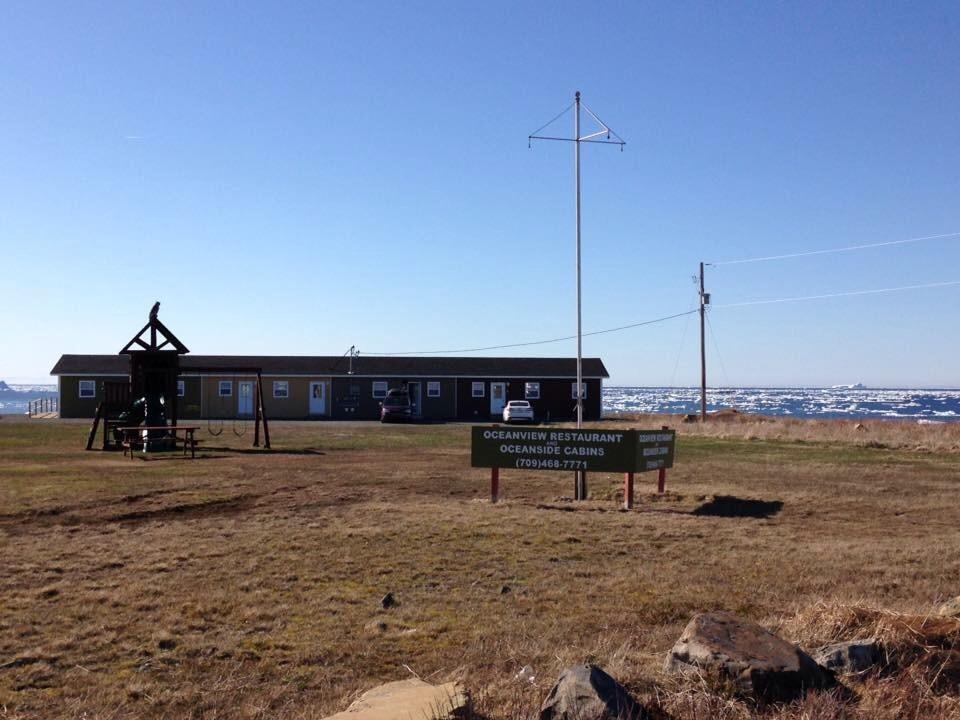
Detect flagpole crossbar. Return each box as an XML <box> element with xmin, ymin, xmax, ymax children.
<box><xmin>529</xmin><ymin>135</ymin><xmax>625</xmax><ymax>147</ymax></box>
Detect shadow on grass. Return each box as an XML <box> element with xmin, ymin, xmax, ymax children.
<box><xmin>196</xmin><ymin>446</ymin><xmax>327</xmax><ymax>456</ymax></box>
<box><xmin>126</xmin><ymin>446</ymin><xmax>326</xmax><ymax>460</ymax></box>
<box><xmin>130</xmin><ymin>453</ymin><xmax>230</xmax><ymax>461</ymax></box>
<box><xmin>692</xmin><ymin>495</ymin><xmax>783</xmax><ymax>519</ymax></box>
<box><xmin>107</xmin><ymin>494</ymin><xmax>254</xmax><ymax>523</ymax></box>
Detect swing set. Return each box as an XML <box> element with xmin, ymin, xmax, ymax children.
<box><xmin>191</xmin><ymin>366</ymin><xmax>271</xmax><ymax>449</ymax></box>
<box><xmin>206</xmin><ymin>418</ymin><xmax>247</xmax><ymax>437</ymax></box>
<box><xmin>206</xmin><ymin>372</ymin><xmax>248</xmax><ymax>437</ymax></box>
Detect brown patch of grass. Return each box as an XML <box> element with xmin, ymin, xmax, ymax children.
<box><xmin>0</xmin><ymin>419</ymin><xmax>959</xmax><ymax>718</ymax></box>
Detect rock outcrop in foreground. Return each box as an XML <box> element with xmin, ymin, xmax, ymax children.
<box><xmin>812</xmin><ymin>638</ymin><xmax>882</xmax><ymax>674</ymax></box>
<box><xmin>664</xmin><ymin>612</ymin><xmax>834</xmax><ymax>700</ymax></box>
<box><xmin>540</xmin><ymin>665</ymin><xmax>649</xmax><ymax>720</ymax></box>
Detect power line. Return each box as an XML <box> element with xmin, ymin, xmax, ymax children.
<box><xmin>710</xmin><ymin>231</ymin><xmax>960</xmax><ymax>266</ymax></box>
<box><xmin>360</xmin><ymin>278</ymin><xmax>956</xmax><ymax>356</ymax></box>
<box><xmin>362</xmin><ymin>309</ymin><xmax>698</xmax><ymax>356</ymax></box>
<box><xmin>668</xmin><ymin>302</ymin><xmax>697</xmax><ymax>388</ymax></box>
<box><xmin>713</xmin><ymin>279</ymin><xmax>960</xmax><ymax>309</ymax></box>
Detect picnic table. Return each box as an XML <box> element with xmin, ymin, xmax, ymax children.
<box><xmin>118</xmin><ymin>426</ymin><xmax>200</xmax><ymax>459</ymax></box>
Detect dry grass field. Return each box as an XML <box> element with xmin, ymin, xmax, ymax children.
<box><xmin>1</xmin><ymin>415</ymin><xmax>959</xmax><ymax>719</ymax></box>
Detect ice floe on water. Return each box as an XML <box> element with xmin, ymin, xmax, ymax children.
<box><xmin>603</xmin><ymin>387</ymin><xmax>960</xmax><ymax>421</ymax></box>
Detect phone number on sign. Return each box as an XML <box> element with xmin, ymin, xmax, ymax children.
<box><xmin>515</xmin><ymin>457</ymin><xmax>587</xmax><ymax>470</ymax></box>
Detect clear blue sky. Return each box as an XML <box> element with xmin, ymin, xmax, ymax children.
<box><xmin>2</xmin><ymin>1</ymin><xmax>959</xmax><ymax>387</ymax></box>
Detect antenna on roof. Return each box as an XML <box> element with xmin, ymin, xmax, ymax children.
<box><xmin>348</xmin><ymin>345</ymin><xmax>359</xmax><ymax>375</ymax></box>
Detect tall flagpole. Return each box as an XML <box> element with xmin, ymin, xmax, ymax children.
<box><xmin>529</xmin><ymin>92</ymin><xmax>626</xmax><ymax>501</ymax></box>
<box><xmin>575</xmin><ymin>91</ymin><xmax>583</xmax><ymax>432</ymax></box>
<box><xmin>574</xmin><ymin>93</ymin><xmax>585</xmax><ymax>501</ymax></box>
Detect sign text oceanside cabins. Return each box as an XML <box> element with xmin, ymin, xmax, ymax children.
<box><xmin>471</xmin><ymin>426</ymin><xmax>675</xmax><ymax>473</ymax></box>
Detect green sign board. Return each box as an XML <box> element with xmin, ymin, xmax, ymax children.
<box><xmin>471</xmin><ymin>426</ymin><xmax>675</xmax><ymax>473</ymax></box>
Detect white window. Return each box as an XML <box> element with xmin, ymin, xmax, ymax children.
<box><xmin>427</xmin><ymin>381</ymin><xmax>441</xmax><ymax>398</ymax></box>
<box><xmin>572</xmin><ymin>382</ymin><xmax>587</xmax><ymax>399</ymax></box>
<box><xmin>372</xmin><ymin>381</ymin><xmax>388</xmax><ymax>399</ymax></box>
<box><xmin>272</xmin><ymin>380</ymin><xmax>289</xmax><ymax>398</ymax></box>
<box><xmin>525</xmin><ymin>382</ymin><xmax>540</xmax><ymax>400</ymax></box>
<box><xmin>219</xmin><ymin>381</ymin><xmax>232</xmax><ymax>397</ymax></box>
<box><xmin>472</xmin><ymin>382</ymin><xmax>485</xmax><ymax>398</ymax></box>
<box><xmin>78</xmin><ymin>380</ymin><xmax>95</xmax><ymax>398</ymax></box>
<box><xmin>176</xmin><ymin>380</ymin><xmax>185</xmax><ymax>397</ymax></box>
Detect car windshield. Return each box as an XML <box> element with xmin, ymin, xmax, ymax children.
<box><xmin>385</xmin><ymin>395</ymin><xmax>410</xmax><ymax>404</ymax></box>
<box><xmin>508</xmin><ymin>401</ymin><xmax>530</xmax><ymax>407</ymax></box>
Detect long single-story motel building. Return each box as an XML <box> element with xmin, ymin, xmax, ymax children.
<box><xmin>51</xmin><ymin>355</ymin><xmax>609</xmax><ymax>422</ymax></box>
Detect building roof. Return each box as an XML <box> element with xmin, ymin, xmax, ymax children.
<box><xmin>50</xmin><ymin>354</ymin><xmax>610</xmax><ymax>378</ymax></box>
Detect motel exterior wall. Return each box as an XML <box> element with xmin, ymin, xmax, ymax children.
<box><xmin>330</xmin><ymin>377</ymin><xmax>457</xmax><ymax>420</ymax></box>
<box><xmin>58</xmin><ymin>374</ymin><xmax>128</xmax><ymax>419</ymax></box>
<box><xmin>201</xmin><ymin>376</ymin><xmax>462</xmax><ymax>420</ymax></box>
<box><xmin>56</xmin><ymin>375</ymin><xmax>337</xmax><ymax>421</ymax></box>
<box><xmin>199</xmin><ymin>374</ymin><xmax>256</xmax><ymax>419</ymax></box>
<box><xmin>175</xmin><ymin>376</ymin><xmax>203</xmax><ymax>419</ymax></box>
<box><xmin>198</xmin><ymin>375</ymin><xmax>334</xmax><ymax>420</ymax></box>
<box><xmin>52</xmin><ymin>356</ymin><xmax>609</xmax><ymax>421</ymax></box>
<box><xmin>58</xmin><ymin>375</ymin><xmax>603</xmax><ymax>421</ymax></box>
<box><xmin>456</xmin><ymin>377</ymin><xmax>603</xmax><ymax>422</ymax></box>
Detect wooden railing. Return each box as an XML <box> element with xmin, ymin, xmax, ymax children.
<box><xmin>27</xmin><ymin>396</ymin><xmax>59</xmax><ymax>417</ymax></box>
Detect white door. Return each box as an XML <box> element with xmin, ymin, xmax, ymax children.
<box><xmin>309</xmin><ymin>381</ymin><xmax>326</xmax><ymax>415</ymax></box>
<box><xmin>490</xmin><ymin>382</ymin><xmax>507</xmax><ymax>416</ymax></box>
<box><xmin>238</xmin><ymin>381</ymin><xmax>254</xmax><ymax>417</ymax></box>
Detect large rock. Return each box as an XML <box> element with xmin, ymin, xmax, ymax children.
<box><xmin>664</xmin><ymin>612</ymin><xmax>833</xmax><ymax>701</ymax></box>
<box><xmin>938</xmin><ymin>596</ymin><xmax>960</xmax><ymax>618</ymax></box>
<box><xmin>323</xmin><ymin>679</ymin><xmax>468</xmax><ymax>720</ymax></box>
<box><xmin>812</xmin><ymin>639</ymin><xmax>882</xmax><ymax>674</ymax></box>
<box><xmin>540</xmin><ymin>665</ymin><xmax>648</xmax><ymax>720</ymax></box>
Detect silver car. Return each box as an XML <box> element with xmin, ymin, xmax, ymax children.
<box><xmin>502</xmin><ymin>400</ymin><xmax>535</xmax><ymax>423</ymax></box>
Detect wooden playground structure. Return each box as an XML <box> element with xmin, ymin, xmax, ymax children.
<box><xmin>86</xmin><ymin>303</ymin><xmax>271</xmax><ymax>452</ymax></box>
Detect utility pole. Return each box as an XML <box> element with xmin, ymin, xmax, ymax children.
<box><xmin>529</xmin><ymin>92</ymin><xmax>625</xmax><ymax>501</ymax></box>
<box><xmin>699</xmin><ymin>262</ymin><xmax>708</xmax><ymax>422</ymax></box>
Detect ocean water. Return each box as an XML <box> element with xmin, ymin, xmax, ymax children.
<box><xmin>0</xmin><ymin>386</ymin><xmax>57</xmax><ymax>415</ymax></box>
<box><xmin>603</xmin><ymin>386</ymin><xmax>960</xmax><ymax>421</ymax></box>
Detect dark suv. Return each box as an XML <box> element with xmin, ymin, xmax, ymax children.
<box><xmin>380</xmin><ymin>389</ymin><xmax>413</xmax><ymax>423</ymax></box>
